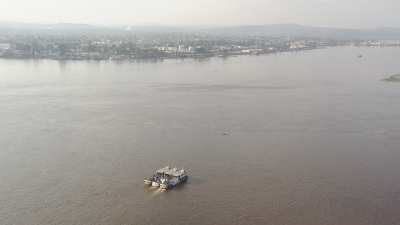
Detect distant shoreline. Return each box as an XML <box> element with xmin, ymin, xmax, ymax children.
<box><xmin>0</xmin><ymin>46</ymin><xmax>330</xmax><ymax>61</ymax></box>
<box><xmin>2</xmin><ymin>45</ymin><xmax>400</xmax><ymax>62</ymax></box>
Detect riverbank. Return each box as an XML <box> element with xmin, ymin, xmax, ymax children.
<box><xmin>0</xmin><ymin>46</ymin><xmax>323</xmax><ymax>61</ymax></box>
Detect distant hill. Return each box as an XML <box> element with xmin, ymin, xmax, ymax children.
<box><xmin>0</xmin><ymin>22</ymin><xmax>122</xmax><ymax>35</ymax></box>
<box><xmin>1</xmin><ymin>22</ymin><xmax>400</xmax><ymax>40</ymax></box>
<box><xmin>203</xmin><ymin>24</ymin><xmax>400</xmax><ymax>40</ymax></box>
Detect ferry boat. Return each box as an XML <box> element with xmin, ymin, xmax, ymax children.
<box><xmin>144</xmin><ymin>166</ymin><xmax>188</xmax><ymax>190</ymax></box>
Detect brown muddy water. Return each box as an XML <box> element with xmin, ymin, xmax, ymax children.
<box><xmin>1</xmin><ymin>47</ymin><xmax>400</xmax><ymax>225</ymax></box>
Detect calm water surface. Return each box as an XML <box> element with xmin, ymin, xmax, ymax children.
<box><xmin>1</xmin><ymin>47</ymin><xmax>400</xmax><ymax>225</ymax></box>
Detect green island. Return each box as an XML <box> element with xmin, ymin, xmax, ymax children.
<box><xmin>383</xmin><ymin>74</ymin><xmax>400</xmax><ymax>82</ymax></box>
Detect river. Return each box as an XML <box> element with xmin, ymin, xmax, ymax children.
<box><xmin>1</xmin><ymin>46</ymin><xmax>400</xmax><ymax>225</ymax></box>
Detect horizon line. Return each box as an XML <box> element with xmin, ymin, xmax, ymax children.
<box><xmin>0</xmin><ymin>21</ymin><xmax>398</xmax><ymax>30</ymax></box>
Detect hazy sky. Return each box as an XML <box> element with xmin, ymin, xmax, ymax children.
<box><xmin>1</xmin><ymin>0</ymin><xmax>399</xmax><ymax>28</ymax></box>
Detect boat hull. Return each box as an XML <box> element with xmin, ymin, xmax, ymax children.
<box><xmin>162</xmin><ymin>176</ymin><xmax>188</xmax><ymax>190</ymax></box>
<box><xmin>144</xmin><ymin>179</ymin><xmax>152</xmax><ymax>185</ymax></box>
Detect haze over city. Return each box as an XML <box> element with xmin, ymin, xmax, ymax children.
<box><xmin>1</xmin><ymin>0</ymin><xmax>400</xmax><ymax>28</ymax></box>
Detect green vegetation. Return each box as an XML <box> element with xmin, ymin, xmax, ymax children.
<box><xmin>383</xmin><ymin>74</ymin><xmax>400</xmax><ymax>82</ymax></box>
